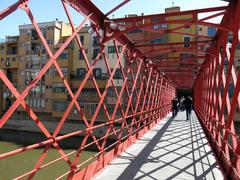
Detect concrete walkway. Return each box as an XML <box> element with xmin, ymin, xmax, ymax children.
<box><xmin>94</xmin><ymin>111</ymin><xmax>224</xmax><ymax>180</ymax></box>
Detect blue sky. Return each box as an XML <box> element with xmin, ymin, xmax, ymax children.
<box><xmin>0</xmin><ymin>0</ymin><xmax>228</xmax><ymax>40</ymax></box>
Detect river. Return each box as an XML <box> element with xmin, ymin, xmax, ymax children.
<box><xmin>0</xmin><ymin>130</ymin><xmax>96</xmax><ymax>179</ymax></box>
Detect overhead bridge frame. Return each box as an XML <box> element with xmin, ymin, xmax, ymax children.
<box><xmin>0</xmin><ymin>0</ymin><xmax>240</xmax><ymax>179</ymax></box>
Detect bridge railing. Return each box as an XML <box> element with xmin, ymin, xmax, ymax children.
<box><xmin>194</xmin><ymin>2</ymin><xmax>240</xmax><ymax>179</ymax></box>
<box><xmin>0</xmin><ymin>1</ymin><xmax>175</xmax><ymax>179</ymax></box>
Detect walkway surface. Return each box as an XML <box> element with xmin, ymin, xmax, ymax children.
<box><xmin>94</xmin><ymin>111</ymin><xmax>224</xmax><ymax>180</ymax></box>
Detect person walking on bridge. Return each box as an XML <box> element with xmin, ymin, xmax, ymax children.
<box><xmin>184</xmin><ymin>96</ymin><xmax>193</xmax><ymax>120</ymax></box>
<box><xmin>171</xmin><ymin>97</ymin><xmax>179</xmax><ymax>117</ymax></box>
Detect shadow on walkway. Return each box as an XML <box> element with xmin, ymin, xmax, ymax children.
<box><xmin>95</xmin><ymin>112</ymin><xmax>223</xmax><ymax>180</ymax></box>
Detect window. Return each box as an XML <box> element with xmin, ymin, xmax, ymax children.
<box><xmin>58</xmin><ymin>52</ymin><xmax>69</xmax><ymax>59</ymax></box>
<box><xmin>41</xmin><ymin>99</ymin><xmax>45</xmax><ymax>108</ymax></box>
<box><xmin>236</xmin><ymin>107</ymin><xmax>239</xmax><ymax>113</ymax></box>
<box><xmin>228</xmin><ymin>83</ymin><xmax>234</xmax><ymax>98</ymax></box>
<box><xmin>42</xmin><ymin>28</ymin><xmax>47</xmax><ymax>38</ymax></box>
<box><xmin>129</xmin><ymin>29</ymin><xmax>143</xmax><ymax>33</ymax></box>
<box><xmin>151</xmin><ymin>18</ymin><xmax>167</xmax><ymax>29</ymax></box>
<box><xmin>114</xmin><ymin>69</ymin><xmax>122</xmax><ymax>79</ymax></box>
<box><xmin>180</xmin><ymin>54</ymin><xmax>191</xmax><ymax>61</ymax></box>
<box><xmin>33</xmin><ymin>99</ymin><xmax>37</xmax><ymax>107</ymax></box>
<box><xmin>93</xmin><ymin>48</ymin><xmax>100</xmax><ymax>59</ymax></box>
<box><xmin>118</xmin><ymin>46</ymin><xmax>122</xmax><ymax>53</ymax></box>
<box><xmin>108</xmin><ymin>88</ymin><xmax>115</xmax><ymax>97</ymax></box>
<box><xmin>12</xmin><ymin>57</ymin><xmax>16</xmax><ymax>61</ymax></box>
<box><xmin>7</xmin><ymin>46</ymin><xmax>17</xmax><ymax>55</ymax></box>
<box><xmin>79</xmin><ymin>49</ymin><xmax>87</xmax><ymax>59</ymax></box>
<box><xmin>93</xmin><ymin>68</ymin><xmax>102</xmax><ymax>79</ymax></box>
<box><xmin>76</xmin><ymin>68</ymin><xmax>86</xmax><ymax>79</ymax></box>
<box><xmin>62</xmin><ymin>68</ymin><xmax>68</xmax><ymax>76</ymax></box>
<box><xmin>6</xmin><ymin>58</ymin><xmax>10</xmax><ymax>67</ymax></box>
<box><xmin>208</xmin><ymin>27</ymin><xmax>217</xmax><ymax>37</ymax></box>
<box><xmin>79</xmin><ymin>51</ymin><xmax>84</xmax><ymax>59</ymax></box>
<box><xmin>150</xmin><ymin>38</ymin><xmax>162</xmax><ymax>44</ymax></box>
<box><xmin>108</xmin><ymin>46</ymin><xmax>122</xmax><ymax>54</ymax></box>
<box><xmin>153</xmin><ymin>24</ymin><xmax>167</xmax><ymax>29</ymax></box>
<box><xmin>42</xmin><ymin>48</ymin><xmax>46</xmax><ymax>54</ymax></box>
<box><xmin>73</xmin><ymin>108</ymin><xmax>78</xmax><ymax>114</ymax></box>
<box><xmin>53</xmin><ymin>101</ymin><xmax>67</xmax><ymax>112</ymax></box>
<box><xmin>93</xmin><ymin>36</ymin><xmax>99</xmax><ymax>46</ymax></box>
<box><xmin>37</xmin><ymin>98</ymin><xmax>41</xmax><ymax>107</ymax></box>
<box><xmin>53</xmin><ymin>83</ymin><xmax>67</xmax><ymax>93</ymax></box>
<box><xmin>183</xmin><ymin>36</ymin><xmax>191</xmax><ymax>48</ymax></box>
<box><xmin>53</xmin><ymin>68</ymin><xmax>68</xmax><ymax>76</ymax></box>
<box><xmin>1</xmin><ymin>58</ymin><xmax>4</xmax><ymax>62</ymax></box>
<box><xmin>47</xmin><ymin>40</ymin><xmax>53</xmax><ymax>45</ymax></box>
<box><xmin>161</xmin><ymin>24</ymin><xmax>167</xmax><ymax>28</ymax></box>
<box><xmin>80</xmin><ymin>35</ymin><xmax>84</xmax><ymax>45</ymax></box>
<box><xmin>31</xmin><ymin>30</ymin><xmax>39</xmax><ymax>41</ymax></box>
<box><xmin>108</xmin><ymin>46</ymin><xmax>115</xmax><ymax>54</ymax></box>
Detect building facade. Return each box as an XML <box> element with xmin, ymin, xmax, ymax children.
<box><xmin>0</xmin><ymin>21</ymin><xmax>125</xmax><ymax>123</ymax></box>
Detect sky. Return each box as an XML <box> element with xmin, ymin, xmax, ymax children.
<box><xmin>0</xmin><ymin>0</ymin><xmax>229</xmax><ymax>40</ymax></box>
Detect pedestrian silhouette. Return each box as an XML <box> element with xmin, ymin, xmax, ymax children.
<box><xmin>184</xmin><ymin>96</ymin><xmax>193</xmax><ymax>120</ymax></box>
<box><xmin>172</xmin><ymin>97</ymin><xmax>178</xmax><ymax>117</ymax></box>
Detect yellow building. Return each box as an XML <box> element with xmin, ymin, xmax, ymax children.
<box><xmin>0</xmin><ymin>35</ymin><xmax>19</xmax><ymax>112</ymax></box>
<box><xmin>165</xmin><ymin>6</ymin><xmax>197</xmax><ymax>59</ymax></box>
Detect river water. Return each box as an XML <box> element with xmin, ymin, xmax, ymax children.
<box><xmin>0</xmin><ymin>130</ymin><xmax>96</xmax><ymax>179</ymax></box>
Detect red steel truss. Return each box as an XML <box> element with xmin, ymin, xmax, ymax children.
<box><xmin>194</xmin><ymin>1</ymin><xmax>240</xmax><ymax>179</ymax></box>
<box><xmin>0</xmin><ymin>0</ymin><xmax>239</xmax><ymax>179</ymax></box>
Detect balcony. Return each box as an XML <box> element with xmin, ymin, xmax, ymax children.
<box><xmin>55</xmin><ymin>42</ymin><xmax>74</xmax><ymax>49</ymax></box>
<box><xmin>45</xmin><ymin>75</ymin><xmax>53</xmax><ymax>84</ymax></box>
<box><xmin>76</xmin><ymin>94</ymin><xmax>101</xmax><ymax>103</ymax></box>
<box><xmin>53</xmin><ymin>75</ymin><xmax>69</xmax><ymax>82</ymax></box>
<box><xmin>6</xmin><ymin>45</ymin><xmax>18</xmax><ymax>55</ymax></box>
<box><xmin>71</xmin><ymin>79</ymin><xmax>107</xmax><ymax>89</ymax></box>
<box><xmin>56</xmin><ymin>60</ymin><xmax>69</xmax><ymax>67</ymax></box>
<box><xmin>52</xmin><ymin>111</ymin><xmax>64</xmax><ymax>118</ymax></box>
<box><xmin>0</xmin><ymin>56</ymin><xmax>18</xmax><ymax>69</ymax></box>
<box><xmin>112</xmin><ymin>79</ymin><xmax>124</xmax><ymax>87</ymax></box>
<box><xmin>52</xmin><ymin>92</ymin><xmax>68</xmax><ymax>99</ymax></box>
<box><xmin>3</xmin><ymin>90</ymin><xmax>14</xmax><ymax>99</ymax></box>
<box><xmin>31</xmin><ymin>30</ymin><xmax>40</xmax><ymax>41</ymax></box>
<box><xmin>106</xmin><ymin>97</ymin><xmax>123</xmax><ymax>104</ymax></box>
<box><xmin>6</xmin><ymin>36</ymin><xmax>18</xmax><ymax>43</ymax></box>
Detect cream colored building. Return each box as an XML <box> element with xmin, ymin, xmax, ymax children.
<box><xmin>17</xmin><ymin>21</ymin><xmax>72</xmax><ymax>117</ymax></box>
<box><xmin>0</xmin><ymin>21</ymin><xmax>127</xmax><ymax>122</ymax></box>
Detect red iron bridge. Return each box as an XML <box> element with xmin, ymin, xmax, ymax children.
<box><xmin>0</xmin><ymin>0</ymin><xmax>240</xmax><ymax>179</ymax></box>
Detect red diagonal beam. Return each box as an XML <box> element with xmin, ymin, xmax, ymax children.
<box><xmin>149</xmin><ymin>55</ymin><xmax>206</xmax><ymax>61</ymax></box>
<box><xmin>145</xmin><ymin>47</ymin><xmax>213</xmax><ymax>57</ymax></box>
<box><xmin>141</xmin><ymin>26</ymin><xmax>212</xmax><ymax>40</ymax></box>
<box><xmin>0</xmin><ymin>0</ymin><xmax>22</xmax><ymax>20</ymax></box>
<box><xmin>105</xmin><ymin>0</ymin><xmax>131</xmax><ymax>16</ymax></box>
<box><xmin>135</xmin><ymin>40</ymin><xmax>212</xmax><ymax>48</ymax></box>
<box><xmin>106</xmin><ymin>19</ymin><xmax>229</xmax><ymax>43</ymax></box>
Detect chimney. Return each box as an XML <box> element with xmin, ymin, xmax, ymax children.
<box><xmin>165</xmin><ymin>6</ymin><xmax>180</xmax><ymax>13</ymax></box>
